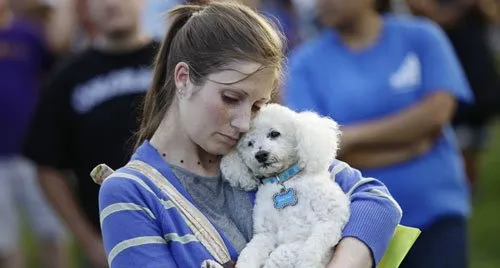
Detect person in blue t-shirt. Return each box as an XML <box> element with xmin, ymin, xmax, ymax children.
<box><xmin>285</xmin><ymin>0</ymin><xmax>472</xmax><ymax>267</ymax></box>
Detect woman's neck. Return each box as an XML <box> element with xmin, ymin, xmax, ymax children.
<box><xmin>0</xmin><ymin>9</ymin><xmax>13</xmax><ymax>29</ymax></box>
<box><xmin>336</xmin><ymin>11</ymin><xmax>383</xmax><ymax>51</ymax></box>
<box><xmin>150</xmin><ymin>110</ymin><xmax>221</xmax><ymax>177</ymax></box>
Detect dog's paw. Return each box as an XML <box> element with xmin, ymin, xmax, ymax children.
<box><xmin>201</xmin><ymin>260</ymin><xmax>224</xmax><ymax>268</ymax></box>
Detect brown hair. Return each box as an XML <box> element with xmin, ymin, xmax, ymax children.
<box><xmin>134</xmin><ymin>1</ymin><xmax>285</xmax><ymax>149</ymax></box>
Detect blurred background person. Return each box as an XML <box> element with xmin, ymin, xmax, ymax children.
<box><xmin>22</xmin><ymin>0</ymin><xmax>158</xmax><ymax>267</ymax></box>
<box><xmin>260</xmin><ymin>0</ymin><xmax>302</xmax><ymax>51</ymax></box>
<box><xmin>284</xmin><ymin>0</ymin><xmax>472</xmax><ymax>267</ymax></box>
<box><xmin>406</xmin><ymin>0</ymin><xmax>500</xmax><ymax>195</ymax></box>
<box><xmin>0</xmin><ymin>0</ymin><xmax>69</xmax><ymax>267</ymax></box>
<box><xmin>12</xmin><ymin>0</ymin><xmax>76</xmax><ymax>56</ymax></box>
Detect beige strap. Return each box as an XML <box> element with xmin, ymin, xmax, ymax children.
<box><xmin>126</xmin><ymin>160</ymin><xmax>231</xmax><ymax>264</ymax></box>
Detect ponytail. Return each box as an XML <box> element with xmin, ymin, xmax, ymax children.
<box><xmin>134</xmin><ymin>5</ymin><xmax>204</xmax><ymax>149</ymax></box>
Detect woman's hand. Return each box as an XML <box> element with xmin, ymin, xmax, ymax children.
<box><xmin>327</xmin><ymin>237</ymin><xmax>373</xmax><ymax>268</ymax></box>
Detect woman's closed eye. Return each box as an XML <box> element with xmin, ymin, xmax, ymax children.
<box><xmin>222</xmin><ymin>94</ymin><xmax>240</xmax><ymax>104</ymax></box>
<box><xmin>222</xmin><ymin>95</ymin><xmax>261</xmax><ymax>112</ymax></box>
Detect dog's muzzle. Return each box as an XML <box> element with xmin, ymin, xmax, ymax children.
<box><xmin>255</xmin><ymin>150</ymin><xmax>269</xmax><ymax>163</ymax></box>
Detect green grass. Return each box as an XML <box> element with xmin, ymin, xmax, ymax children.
<box><xmin>468</xmin><ymin>120</ymin><xmax>500</xmax><ymax>268</ymax></box>
<box><xmin>19</xmin><ymin>122</ymin><xmax>500</xmax><ymax>268</ymax></box>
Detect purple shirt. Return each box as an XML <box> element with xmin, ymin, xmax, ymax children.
<box><xmin>0</xmin><ymin>18</ymin><xmax>50</xmax><ymax>156</ymax></box>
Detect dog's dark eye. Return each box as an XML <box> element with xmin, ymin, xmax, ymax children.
<box><xmin>248</xmin><ymin>141</ymin><xmax>254</xmax><ymax>147</ymax></box>
<box><xmin>268</xmin><ymin>131</ymin><xmax>281</xmax><ymax>139</ymax></box>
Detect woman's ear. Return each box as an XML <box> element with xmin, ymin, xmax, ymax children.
<box><xmin>221</xmin><ymin>149</ymin><xmax>259</xmax><ymax>191</ymax></box>
<box><xmin>294</xmin><ymin>111</ymin><xmax>341</xmax><ymax>172</ymax></box>
<box><xmin>174</xmin><ymin>62</ymin><xmax>190</xmax><ymax>96</ymax></box>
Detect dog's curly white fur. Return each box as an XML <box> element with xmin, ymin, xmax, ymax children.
<box><xmin>221</xmin><ymin>104</ymin><xmax>350</xmax><ymax>268</ymax></box>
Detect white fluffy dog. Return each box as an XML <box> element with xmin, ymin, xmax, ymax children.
<box><xmin>220</xmin><ymin>104</ymin><xmax>350</xmax><ymax>268</ymax></box>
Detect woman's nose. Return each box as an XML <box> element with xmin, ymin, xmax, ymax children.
<box><xmin>231</xmin><ymin>109</ymin><xmax>251</xmax><ymax>133</ymax></box>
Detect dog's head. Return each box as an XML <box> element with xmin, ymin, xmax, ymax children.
<box><xmin>221</xmin><ymin>104</ymin><xmax>341</xmax><ymax>191</ymax></box>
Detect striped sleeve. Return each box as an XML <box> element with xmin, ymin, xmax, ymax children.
<box><xmin>99</xmin><ymin>173</ymin><xmax>179</xmax><ymax>268</ymax></box>
<box><xmin>330</xmin><ymin>160</ymin><xmax>402</xmax><ymax>266</ymax></box>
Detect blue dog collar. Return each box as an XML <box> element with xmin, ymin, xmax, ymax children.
<box><xmin>262</xmin><ymin>163</ymin><xmax>302</xmax><ymax>185</ymax></box>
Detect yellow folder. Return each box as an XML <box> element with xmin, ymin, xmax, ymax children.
<box><xmin>378</xmin><ymin>225</ymin><xmax>421</xmax><ymax>268</ymax></box>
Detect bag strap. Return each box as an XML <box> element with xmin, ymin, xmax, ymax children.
<box><xmin>126</xmin><ymin>160</ymin><xmax>232</xmax><ymax>264</ymax></box>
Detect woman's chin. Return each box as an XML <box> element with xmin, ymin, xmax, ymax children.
<box><xmin>205</xmin><ymin>142</ymin><xmax>233</xmax><ymax>156</ymax></box>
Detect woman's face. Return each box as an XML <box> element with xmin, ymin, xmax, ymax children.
<box><xmin>175</xmin><ymin>61</ymin><xmax>276</xmax><ymax>156</ymax></box>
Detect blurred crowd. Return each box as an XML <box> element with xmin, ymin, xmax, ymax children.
<box><xmin>1</xmin><ymin>0</ymin><xmax>500</xmax><ymax>267</ymax></box>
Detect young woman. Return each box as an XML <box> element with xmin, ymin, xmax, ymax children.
<box><xmin>98</xmin><ymin>2</ymin><xmax>402</xmax><ymax>268</ymax></box>
<box><xmin>285</xmin><ymin>0</ymin><xmax>472</xmax><ymax>267</ymax></box>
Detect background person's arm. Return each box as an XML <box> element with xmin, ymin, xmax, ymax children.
<box><xmin>339</xmin><ymin>91</ymin><xmax>454</xmax><ymax>150</ymax></box>
<box><xmin>38</xmin><ymin>166</ymin><xmax>108</xmax><ymax>267</ymax></box>
<box><xmin>339</xmin><ymin>135</ymin><xmax>436</xmax><ymax>169</ymax></box>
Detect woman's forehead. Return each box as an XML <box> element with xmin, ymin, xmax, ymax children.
<box><xmin>208</xmin><ymin>61</ymin><xmax>266</xmax><ymax>84</ymax></box>
<box><xmin>207</xmin><ymin>61</ymin><xmax>277</xmax><ymax>95</ymax></box>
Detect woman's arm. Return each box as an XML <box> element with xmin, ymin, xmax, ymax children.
<box><xmin>328</xmin><ymin>160</ymin><xmax>402</xmax><ymax>268</ymax></box>
<box><xmin>327</xmin><ymin>237</ymin><xmax>373</xmax><ymax>268</ymax></box>
<box><xmin>99</xmin><ymin>175</ymin><xmax>179</xmax><ymax>268</ymax></box>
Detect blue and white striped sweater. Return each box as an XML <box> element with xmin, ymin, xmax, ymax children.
<box><xmin>99</xmin><ymin>141</ymin><xmax>402</xmax><ymax>268</ymax></box>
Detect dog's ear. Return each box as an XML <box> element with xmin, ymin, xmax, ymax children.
<box><xmin>294</xmin><ymin>111</ymin><xmax>341</xmax><ymax>172</ymax></box>
<box><xmin>221</xmin><ymin>149</ymin><xmax>259</xmax><ymax>191</ymax></box>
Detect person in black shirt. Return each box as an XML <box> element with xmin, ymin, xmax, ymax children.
<box><xmin>23</xmin><ymin>0</ymin><xmax>158</xmax><ymax>267</ymax></box>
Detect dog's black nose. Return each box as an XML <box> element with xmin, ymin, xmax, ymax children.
<box><xmin>255</xmin><ymin>151</ymin><xmax>269</xmax><ymax>163</ymax></box>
